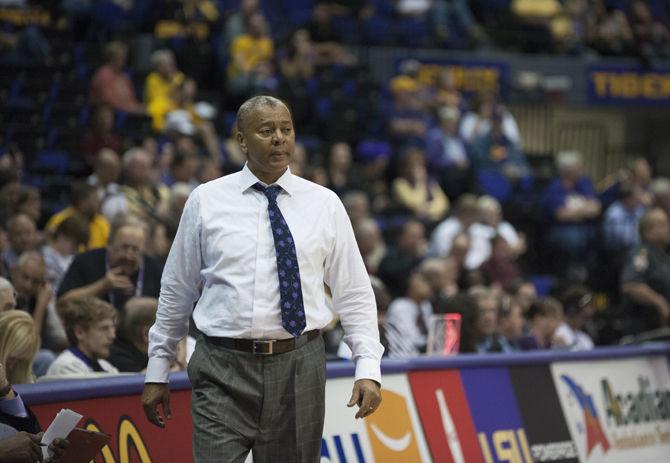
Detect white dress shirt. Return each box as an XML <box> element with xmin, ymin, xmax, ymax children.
<box><xmin>147</xmin><ymin>164</ymin><xmax>383</xmax><ymax>384</ymax></box>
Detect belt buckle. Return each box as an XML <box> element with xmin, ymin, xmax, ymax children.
<box><xmin>253</xmin><ymin>340</ymin><xmax>275</xmax><ymax>355</ymax></box>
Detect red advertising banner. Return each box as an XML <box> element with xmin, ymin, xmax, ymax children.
<box><xmin>31</xmin><ymin>390</ymin><xmax>193</xmax><ymax>463</ymax></box>
<box><xmin>408</xmin><ymin>370</ymin><xmax>484</xmax><ymax>463</ymax></box>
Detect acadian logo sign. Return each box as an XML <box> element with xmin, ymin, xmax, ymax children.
<box><xmin>551</xmin><ymin>356</ymin><xmax>670</xmax><ymax>463</ymax></box>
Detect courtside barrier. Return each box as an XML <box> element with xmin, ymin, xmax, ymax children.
<box><xmin>16</xmin><ymin>343</ymin><xmax>670</xmax><ymax>463</ymax></box>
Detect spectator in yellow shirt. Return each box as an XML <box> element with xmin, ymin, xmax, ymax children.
<box><xmin>393</xmin><ymin>148</ymin><xmax>449</xmax><ymax>224</ymax></box>
<box><xmin>227</xmin><ymin>12</ymin><xmax>275</xmax><ymax>96</ymax></box>
<box><xmin>45</xmin><ymin>181</ymin><xmax>110</xmax><ymax>250</ymax></box>
<box><xmin>145</xmin><ymin>49</ymin><xmax>185</xmax><ymax>131</ymax></box>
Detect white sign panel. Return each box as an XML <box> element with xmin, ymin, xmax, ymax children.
<box><xmin>551</xmin><ymin>356</ymin><xmax>670</xmax><ymax>463</ymax></box>
<box><xmin>321</xmin><ymin>374</ymin><xmax>432</xmax><ymax>463</ymax></box>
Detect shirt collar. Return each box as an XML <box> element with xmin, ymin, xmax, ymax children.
<box><xmin>239</xmin><ymin>163</ymin><xmax>295</xmax><ymax>196</ymax></box>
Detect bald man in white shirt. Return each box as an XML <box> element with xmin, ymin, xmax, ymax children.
<box><xmin>141</xmin><ymin>96</ymin><xmax>383</xmax><ymax>463</ymax></box>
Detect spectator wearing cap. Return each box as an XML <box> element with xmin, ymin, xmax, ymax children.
<box><xmin>426</xmin><ymin>105</ymin><xmax>471</xmax><ymax>198</ymax></box>
<box><xmin>621</xmin><ymin>207</ymin><xmax>670</xmax><ymax>334</ymax></box>
<box><xmin>386</xmin><ymin>75</ymin><xmax>431</xmax><ymax>148</ymax></box>
<box><xmin>553</xmin><ymin>285</ymin><xmax>595</xmax><ymax>350</ymax></box>
<box><xmin>46</xmin><ymin>297</ymin><xmax>118</xmax><ymax>378</ymax></box>
<box><xmin>45</xmin><ymin>181</ymin><xmax>110</xmax><ymax>251</ymax></box>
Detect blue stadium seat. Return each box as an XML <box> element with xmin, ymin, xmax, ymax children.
<box><xmin>477</xmin><ymin>170</ymin><xmax>511</xmax><ymax>202</ymax></box>
<box><xmin>332</xmin><ymin>16</ymin><xmax>359</xmax><ymax>44</ymax></box>
<box><xmin>315</xmin><ymin>97</ymin><xmax>332</xmax><ymax>120</ymax></box>
<box><xmin>370</xmin><ymin>0</ymin><xmax>395</xmax><ymax>17</ymax></box>
<box><xmin>92</xmin><ymin>1</ymin><xmax>130</xmax><ymax>33</ymax></box>
<box><xmin>530</xmin><ymin>275</ymin><xmax>555</xmax><ymax>297</ymax></box>
<box><xmin>363</xmin><ymin>16</ymin><xmax>394</xmax><ymax>45</ymax></box>
<box><xmin>35</xmin><ymin>150</ymin><xmax>70</xmax><ymax>175</ymax></box>
<box><xmin>395</xmin><ymin>17</ymin><xmax>431</xmax><ymax>48</ymax></box>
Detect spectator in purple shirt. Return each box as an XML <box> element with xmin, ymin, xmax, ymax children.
<box><xmin>541</xmin><ymin>150</ymin><xmax>601</xmax><ymax>280</ymax></box>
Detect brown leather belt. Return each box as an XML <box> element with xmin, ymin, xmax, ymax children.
<box><xmin>204</xmin><ymin>330</ymin><xmax>321</xmax><ymax>355</ymax></box>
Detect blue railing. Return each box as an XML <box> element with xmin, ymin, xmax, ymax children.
<box><xmin>16</xmin><ymin>343</ymin><xmax>670</xmax><ymax>405</ymax></box>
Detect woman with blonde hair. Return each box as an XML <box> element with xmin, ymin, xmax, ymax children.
<box><xmin>0</xmin><ymin>310</ymin><xmax>40</xmax><ymax>384</ymax></box>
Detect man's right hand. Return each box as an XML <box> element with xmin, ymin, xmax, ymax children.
<box><xmin>104</xmin><ymin>267</ymin><xmax>134</xmax><ymax>294</ymax></box>
<box><xmin>141</xmin><ymin>383</ymin><xmax>171</xmax><ymax>428</ymax></box>
<box><xmin>0</xmin><ymin>432</ymin><xmax>43</xmax><ymax>463</ymax></box>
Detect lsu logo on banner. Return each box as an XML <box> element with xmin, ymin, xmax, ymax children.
<box><xmin>364</xmin><ymin>389</ymin><xmax>422</xmax><ymax>462</ymax></box>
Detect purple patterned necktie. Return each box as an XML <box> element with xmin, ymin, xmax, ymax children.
<box><xmin>253</xmin><ymin>183</ymin><xmax>306</xmax><ymax>337</ymax></box>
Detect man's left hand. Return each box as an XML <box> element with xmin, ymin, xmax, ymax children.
<box><xmin>347</xmin><ymin>379</ymin><xmax>381</xmax><ymax>419</ymax></box>
<box><xmin>46</xmin><ymin>436</ymin><xmax>69</xmax><ymax>462</ymax></box>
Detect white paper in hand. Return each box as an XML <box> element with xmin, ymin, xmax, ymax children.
<box><xmin>41</xmin><ymin>408</ymin><xmax>83</xmax><ymax>460</ymax></box>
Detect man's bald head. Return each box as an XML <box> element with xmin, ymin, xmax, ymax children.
<box><xmin>236</xmin><ymin>96</ymin><xmax>291</xmax><ymax>134</ymax></box>
<box><xmin>7</xmin><ymin>213</ymin><xmax>37</xmax><ymax>253</ymax></box>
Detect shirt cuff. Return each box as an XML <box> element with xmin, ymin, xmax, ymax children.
<box><xmin>0</xmin><ymin>393</ymin><xmax>28</xmax><ymax>418</ymax></box>
<box><xmin>145</xmin><ymin>357</ymin><xmax>171</xmax><ymax>383</ymax></box>
<box><xmin>354</xmin><ymin>358</ymin><xmax>382</xmax><ymax>386</ymax></box>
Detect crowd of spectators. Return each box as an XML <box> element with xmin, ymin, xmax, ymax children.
<box><xmin>0</xmin><ymin>0</ymin><xmax>669</xmax><ymax>428</ymax></box>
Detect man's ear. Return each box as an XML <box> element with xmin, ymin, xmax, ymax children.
<box><xmin>141</xmin><ymin>325</ymin><xmax>150</xmax><ymax>344</ymax></box>
<box><xmin>74</xmin><ymin>324</ymin><xmax>86</xmax><ymax>343</ymax></box>
<box><xmin>236</xmin><ymin>130</ymin><xmax>247</xmax><ymax>154</ymax></box>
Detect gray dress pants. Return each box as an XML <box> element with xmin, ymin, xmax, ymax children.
<box><xmin>188</xmin><ymin>334</ymin><xmax>326</xmax><ymax>463</ymax></box>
